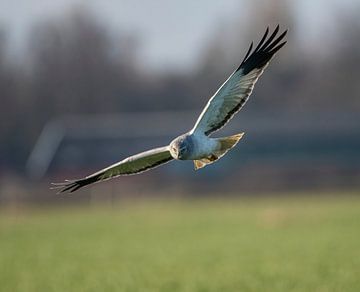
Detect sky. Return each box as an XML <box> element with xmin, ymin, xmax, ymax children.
<box><xmin>0</xmin><ymin>0</ymin><xmax>358</xmax><ymax>72</ymax></box>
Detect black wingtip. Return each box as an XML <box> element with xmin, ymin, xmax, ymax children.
<box><xmin>242</xmin><ymin>41</ymin><xmax>254</xmax><ymax>64</ymax></box>
<box><xmin>236</xmin><ymin>25</ymin><xmax>287</xmax><ymax>74</ymax></box>
<box><xmin>269</xmin><ymin>41</ymin><xmax>287</xmax><ymax>55</ymax></box>
<box><xmin>253</xmin><ymin>26</ymin><xmax>269</xmax><ymax>53</ymax></box>
<box><xmin>50</xmin><ymin>177</ymin><xmax>95</xmax><ymax>194</ymax></box>
<box><xmin>51</xmin><ymin>169</ymin><xmax>106</xmax><ymax>194</ymax></box>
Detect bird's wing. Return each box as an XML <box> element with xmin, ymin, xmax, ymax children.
<box><xmin>191</xmin><ymin>26</ymin><xmax>287</xmax><ymax>136</ymax></box>
<box><xmin>51</xmin><ymin>146</ymin><xmax>173</xmax><ymax>193</ymax></box>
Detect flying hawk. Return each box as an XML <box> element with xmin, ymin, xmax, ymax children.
<box><xmin>52</xmin><ymin>26</ymin><xmax>287</xmax><ymax>193</ymax></box>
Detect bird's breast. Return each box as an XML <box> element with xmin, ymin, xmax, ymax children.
<box><xmin>185</xmin><ymin>134</ymin><xmax>218</xmax><ymax>160</ymax></box>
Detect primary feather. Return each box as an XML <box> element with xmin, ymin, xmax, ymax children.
<box><xmin>51</xmin><ymin>146</ymin><xmax>173</xmax><ymax>193</ymax></box>
<box><xmin>192</xmin><ymin>25</ymin><xmax>287</xmax><ymax>136</ymax></box>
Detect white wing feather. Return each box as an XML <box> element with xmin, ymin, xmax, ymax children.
<box><xmin>192</xmin><ymin>26</ymin><xmax>287</xmax><ymax>136</ymax></box>
<box><xmin>192</xmin><ymin>67</ymin><xmax>263</xmax><ymax>135</ymax></box>
<box><xmin>52</xmin><ymin>146</ymin><xmax>173</xmax><ymax>193</ymax></box>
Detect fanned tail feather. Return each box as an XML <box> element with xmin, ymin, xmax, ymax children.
<box><xmin>216</xmin><ymin>133</ymin><xmax>244</xmax><ymax>155</ymax></box>
<box><xmin>194</xmin><ymin>133</ymin><xmax>244</xmax><ymax>170</ymax></box>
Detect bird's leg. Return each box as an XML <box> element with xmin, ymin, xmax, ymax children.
<box><xmin>208</xmin><ymin>154</ymin><xmax>218</xmax><ymax>161</ymax></box>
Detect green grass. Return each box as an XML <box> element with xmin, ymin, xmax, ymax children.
<box><xmin>1</xmin><ymin>194</ymin><xmax>360</xmax><ymax>291</ymax></box>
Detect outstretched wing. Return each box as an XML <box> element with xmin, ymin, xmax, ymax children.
<box><xmin>192</xmin><ymin>25</ymin><xmax>287</xmax><ymax>136</ymax></box>
<box><xmin>51</xmin><ymin>146</ymin><xmax>173</xmax><ymax>193</ymax></box>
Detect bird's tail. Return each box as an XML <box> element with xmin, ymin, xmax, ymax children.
<box><xmin>194</xmin><ymin>133</ymin><xmax>244</xmax><ymax>170</ymax></box>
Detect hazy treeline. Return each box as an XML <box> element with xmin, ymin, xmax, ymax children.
<box><xmin>1</xmin><ymin>4</ymin><xmax>360</xmax><ymax>173</ymax></box>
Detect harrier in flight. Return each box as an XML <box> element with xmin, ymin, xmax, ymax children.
<box><xmin>52</xmin><ymin>26</ymin><xmax>287</xmax><ymax>193</ymax></box>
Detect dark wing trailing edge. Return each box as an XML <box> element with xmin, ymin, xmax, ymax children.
<box><xmin>51</xmin><ymin>146</ymin><xmax>173</xmax><ymax>193</ymax></box>
<box><xmin>192</xmin><ymin>25</ymin><xmax>287</xmax><ymax>136</ymax></box>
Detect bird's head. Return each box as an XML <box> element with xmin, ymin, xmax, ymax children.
<box><xmin>170</xmin><ymin>135</ymin><xmax>190</xmax><ymax>160</ymax></box>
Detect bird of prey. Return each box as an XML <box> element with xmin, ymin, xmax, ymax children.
<box><xmin>52</xmin><ymin>25</ymin><xmax>287</xmax><ymax>193</ymax></box>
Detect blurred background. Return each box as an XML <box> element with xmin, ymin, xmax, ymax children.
<box><xmin>1</xmin><ymin>0</ymin><xmax>360</xmax><ymax>203</ymax></box>
<box><xmin>1</xmin><ymin>1</ymin><xmax>360</xmax><ymax>291</ymax></box>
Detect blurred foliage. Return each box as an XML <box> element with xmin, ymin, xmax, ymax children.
<box><xmin>1</xmin><ymin>3</ymin><xmax>360</xmax><ymax>172</ymax></box>
<box><xmin>0</xmin><ymin>195</ymin><xmax>360</xmax><ymax>291</ymax></box>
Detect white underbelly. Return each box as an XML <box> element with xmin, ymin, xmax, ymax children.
<box><xmin>187</xmin><ymin>134</ymin><xmax>218</xmax><ymax>160</ymax></box>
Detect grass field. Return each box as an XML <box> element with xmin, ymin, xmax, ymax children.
<box><xmin>1</xmin><ymin>194</ymin><xmax>360</xmax><ymax>291</ymax></box>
